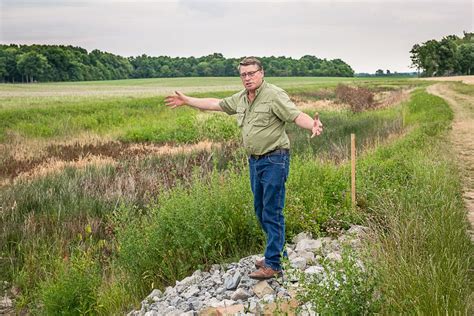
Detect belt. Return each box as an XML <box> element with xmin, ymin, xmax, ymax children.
<box><xmin>250</xmin><ymin>148</ymin><xmax>289</xmax><ymax>160</ymax></box>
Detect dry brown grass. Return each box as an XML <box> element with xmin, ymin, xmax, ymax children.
<box><xmin>292</xmin><ymin>96</ymin><xmax>348</xmax><ymax>111</ymax></box>
<box><xmin>12</xmin><ymin>154</ymin><xmax>117</xmax><ymax>184</ymax></box>
<box><xmin>0</xmin><ymin>138</ymin><xmax>221</xmax><ymax>187</ymax></box>
<box><xmin>423</xmin><ymin>75</ymin><xmax>474</xmax><ymax>85</ymax></box>
<box><xmin>335</xmin><ymin>84</ymin><xmax>375</xmax><ymax>112</ymax></box>
<box><xmin>291</xmin><ymin>87</ymin><xmax>410</xmax><ymax>113</ymax></box>
<box><xmin>373</xmin><ymin>89</ymin><xmax>412</xmax><ymax>109</ymax></box>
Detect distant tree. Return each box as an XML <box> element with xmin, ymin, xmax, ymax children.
<box><xmin>386</xmin><ymin>69</ymin><xmax>391</xmax><ymax>75</ymax></box>
<box><xmin>0</xmin><ymin>57</ymin><xmax>6</xmax><ymax>82</ymax></box>
<box><xmin>375</xmin><ymin>69</ymin><xmax>384</xmax><ymax>76</ymax></box>
<box><xmin>160</xmin><ymin>64</ymin><xmax>172</xmax><ymax>77</ymax></box>
<box><xmin>196</xmin><ymin>61</ymin><xmax>212</xmax><ymax>76</ymax></box>
<box><xmin>437</xmin><ymin>35</ymin><xmax>458</xmax><ymax>75</ymax></box>
<box><xmin>16</xmin><ymin>51</ymin><xmax>50</xmax><ymax>82</ymax></box>
<box><xmin>2</xmin><ymin>46</ymin><xmax>21</xmax><ymax>82</ymax></box>
<box><xmin>410</xmin><ymin>32</ymin><xmax>474</xmax><ymax>76</ymax></box>
<box><xmin>211</xmin><ymin>60</ymin><xmax>226</xmax><ymax>76</ymax></box>
<box><xmin>456</xmin><ymin>43</ymin><xmax>474</xmax><ymax>75</ymax></box>
<box><xmin>0</xmin><ymin>44</ymin><xmax>355</xmax><ymax>82</ymax></box>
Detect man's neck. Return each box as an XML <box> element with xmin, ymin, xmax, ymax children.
<box><xmin>246</xmin><ymin>81</ymin><xmax>264</xmax><ymax>103</ymax></box>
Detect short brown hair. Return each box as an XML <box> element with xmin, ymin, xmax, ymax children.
<box><xmin>238</xmin><ymin>57</ymin><xmax>263</xmax><ymax>71</ymax></box>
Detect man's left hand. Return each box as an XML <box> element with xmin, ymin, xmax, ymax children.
<box><xmin>311</xmin><ymin>113</ymin><xmax>323</xmax><ymax>138</ymax></box>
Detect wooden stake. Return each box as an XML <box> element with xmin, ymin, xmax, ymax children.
<box><xmin>351</xmin><ymin>133</ymin><xmax>356</xmax><ymax>208</ymax></box>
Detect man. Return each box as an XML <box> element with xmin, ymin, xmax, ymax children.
<box><xmin>165</xmin><ymin>57</ymin><xmax>323</xmax><ymax>280</ymax></box>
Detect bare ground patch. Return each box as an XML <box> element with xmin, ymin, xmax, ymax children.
<box><xmin>424</xmin><ymin>75</ymin><xmax>474</xmax><ymax>85</ymax></box>
<box><xmin>427</xmin><ymin>83</ymin><xmax>474</xmax><ymax>242</ymax></box>
<box><xmin>0</xmin><ymin>139</ymin><xmax>223</xmax><ymax>187</ymax></box>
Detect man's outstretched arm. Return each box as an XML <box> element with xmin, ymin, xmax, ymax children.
<box><xmin>294</xmin><ymin>112</ymin><xmax>323</xmax><ymax>138</ymax></box>
<box><xmin>165</xmin><ymin>91</ymin><xmax>223</xmax><ymax>111</ymax></box>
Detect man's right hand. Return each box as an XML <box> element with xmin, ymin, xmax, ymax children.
<box><xmin>165</xmin><ymin>91</ymin><xmax>187</xmax><ymax>109</ymax></box>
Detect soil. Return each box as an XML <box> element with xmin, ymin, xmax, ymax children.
<box><xmin>427</xmin><ymin>83</ymin><xmax>474</xmax><ymax>242</ymax></box>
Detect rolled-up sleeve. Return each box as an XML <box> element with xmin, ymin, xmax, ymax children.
<box><xmin>219</xmin><ymin>92</ymin><xmax>240</xmax><ymax>115</ymax></box>
<box><xmin>272</xmin><ymin>91</ymin><xmax>302</xmax><ymax>123</ymax></box>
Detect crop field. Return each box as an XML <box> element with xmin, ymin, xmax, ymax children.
<box><xmin>0</xmin><ymin>77</ymin><xmax>472</xmax><ymax>314</ymax></box>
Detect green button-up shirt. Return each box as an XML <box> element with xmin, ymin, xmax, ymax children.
<box><xmin>219</xmin><ymin>81</ymin><xmax>302</xmax><ymax>155</ymax></box>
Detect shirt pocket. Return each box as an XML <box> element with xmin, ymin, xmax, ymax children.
<box><xmin>252</xmin><ymin>102</ymin><xmax>272</xmax><ymax>127</ymax></box>
<box><xmin>236</xmin><ymin>106</ymin><xmax>246</xmax><ymax>127</ymax></box>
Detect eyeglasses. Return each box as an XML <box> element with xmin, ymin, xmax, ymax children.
<box><xmin>239</xmin><ymin>69</ymin><xmax>261</xmax><ymax>79</ymax></box>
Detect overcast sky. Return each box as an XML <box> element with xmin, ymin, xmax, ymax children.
<box><xmin>1</xmin><ymin>0</ymin><xmax>472</xmax><ymax>73</ymax></box>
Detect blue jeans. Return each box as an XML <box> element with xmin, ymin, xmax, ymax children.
<box><xmin>249</xmin><ymin>150</ymin><xmax>290</xmax><ymax>271</ymax></box>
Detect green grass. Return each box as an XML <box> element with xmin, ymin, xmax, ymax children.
<box><xmin>452</xmin><ymin>81</ymin><xmax>474</xmax><ymax>96</ymax></box>
<box><xmin>297</xmin><ymin>89</ymin><xmax>472</xmax><ymax>314</ymax></box>
<box><xmin>0</xmin><ymin>76</ymin><xmax>416</xmax><ymax>144</ymax></box>
<box><xmin>0</xmin><ymin>78</ymin><xmax>472</xmax><ymax>314</ymax></box>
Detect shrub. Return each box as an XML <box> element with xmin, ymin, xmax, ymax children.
<box><xmin>115</xmin><ymin>168</ymin><xmax>263</xmax><ymax>291</ymax></box>
<box><xmin>38</xmin><ymin>253</ymin><xmax>101</xmax><ymax>315</ymax></box>
<box><xmin>335</xmin><ymin>84</ymin><xmax>375</xmax><ymax>112</ymax></box>
<box><xmin>298</xmin><ymin>248</ymin><xmax>381</xmax><ymax>314</ymax></box>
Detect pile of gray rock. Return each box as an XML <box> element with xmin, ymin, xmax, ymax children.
<box><xmin>128</xmin><ymin>225</ymin><xmax>368</xmax><ymax>316</ymax></box>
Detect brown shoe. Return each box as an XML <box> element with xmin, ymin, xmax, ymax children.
<box><xmin>249</xmin><ymin>266</ymin><xmax>282</xmax><ymax>280</ymax></box>
<box><xmin>255</xmin><ymin>258</ymin><xmax>265</xmax><ymax>269</ymax></box>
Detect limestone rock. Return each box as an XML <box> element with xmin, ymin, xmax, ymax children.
<box><xmin>145</xmin><ymin>289</ymin><xmax>162</xmax><ymax>303</ymax></box>
<box><xmin>295</xmin><ymin>239</ymin><xmax>322</xmax><ymax>252</ymax></box>
<box><xmin>230</xmin><ymin>288</ymin><xmax>250</xmax><ymax>301</ymax></box>
<box><xmin>182</xmin><ymin>285</ymin><xmax>200</xmax><ymax>299</ymax></box>
<box><xmin>223</xmin><ymin>271</ymin><xmax>241</xmax><ymax>290</ymax></box>
<box><xmin>298</xmin><ymin>250</ymin><xmax>315</xmax><ymax>263</ymax></box>
<box><xmin>290</xmin><ymin>257</ymin><xmax>307</xmax><ymax>270</ymax></box>
<box><xmin>253</xmin><ymin>281</ymin><xmax>274</xmax><ymax>298</ymax></box>
<box><xmin>129</xmin><ymin>228</ymin><xmax>365</xmax><ymax>316</ymax></box>
<box><xmin>215</xmin><ymin>304</ymin><xmax>244</xmax><ymax>315</ymax></box>
<box><xmin>304</xmin><ymin>266</ymin><xmax>324</xmax><ymax>275</ymax></box>
<box><xmin>292</xmin><ymin>232</ymin><xmax>312</xmax><ymax>244</ymax></box>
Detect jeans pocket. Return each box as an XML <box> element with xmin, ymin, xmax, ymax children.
<box><xmin>267</xmin><ymin>154</ymin><xmax>286</xmax><ymax>165</ymax></box>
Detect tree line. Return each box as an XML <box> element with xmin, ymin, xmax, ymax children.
<box><xmin>0</xmin><ymin>44</ymin><xmax>354</xmax><ymax>83</ymax></box>
<box><xmin>410</xmin><ymin>31</ymin><xmax>474</xmax><ymax>77</ymax></box>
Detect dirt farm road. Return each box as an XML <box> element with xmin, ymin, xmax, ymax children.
<box><xmin>427</xmin><ymin>83</ymin><xmax>474</xmax><ymax>242</ymax></box>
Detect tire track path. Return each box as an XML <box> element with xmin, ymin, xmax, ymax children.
<box><xmin>427</xmin><ymin>83</ymin><xmax>474</xmax><ymax>242</ymax></box>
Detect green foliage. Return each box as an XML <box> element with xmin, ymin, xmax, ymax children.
<box><xmin>288</xmin><ymin>105</ymin><xmax>404</xmax><ymax>160</ymax></box>
<box><xmin>0</xmin><ymin>97</ymin><xmax>164</xmax><ymax>140</ymax></box>
<box><xmin>0</xmin><ymin>44</ymin><xmax>354</xmax><ymax>83</ymax></box>
<box><xmin>410</xmin><ymin>31</ymin><xmax>474</xmax><ymax>76</ymax></box>
<box><xmin>298</xmin><ymin>87</ymin><xmax>472</xmax><ymax>314</ymax></box>
<box><xmin>115</xmin><ymin>169</ymin><xmax>262</xmax><ymax>290</ymax></box>
<box><xmin>285</xmin><ymin>157</ymin><xmax>355</xmax><ymax>236</ymax></box>
<box><xmin>361</xmin><ymin>147</ymin><xmax>473</xmax><ymax>314</ymax></box>
<box><xmin>16</xmin><ymin>51</ymin><xmax>49</xmax><ymax>83</ymax></box>
<box><xmin>38</xmin><ymin>253</ymin><xmax>101</xmax><ymax>315</ymax></box>
<box><xmin>452</xmin><ymin>81</ymin><xmax>474</xmax><ymax>96</ymax></box>
<box><xmin>357</xmin><ymin>90</ymin><xmax>473</xmax><ymax>314</ymax></box>
<box><xmin>403</xmin><ymin>89</ymin><xmax>453</xmax><ymax>127</ymax></box>
<box><xmin>198</xmin><ymin>114</ymin><xmax>240</xmax><ymax>141</ymax></box>
<box><xmin>298</xmin><ymin>248</ymin><xmax>381</xmax><ymax>315</ymax></box>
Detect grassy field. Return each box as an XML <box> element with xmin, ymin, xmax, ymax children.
<box><xmin>0</xmin><ymin>76</ymin><xmax>471</xmax><ymax>314</ymax></box>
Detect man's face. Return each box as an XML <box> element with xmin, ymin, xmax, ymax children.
<box><xmin>239</xmin><ymin>65</ymin><xmax>264</xmax><ymax>92</ymax></box>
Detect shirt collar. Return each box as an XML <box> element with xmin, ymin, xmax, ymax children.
<box><xmin>246</xmin><ymin>80</ymin><xmax>266</xmax><ymax>99</ymax></box>
<box><xmin>255</xmin><ymin>80</ymin><xmax>266</xmax><ymax>96</ymax></box>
